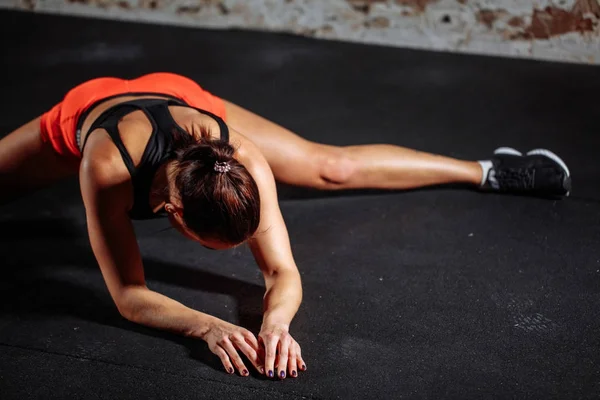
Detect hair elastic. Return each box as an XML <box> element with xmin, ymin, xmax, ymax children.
<box><xmin>214</xmin><ymin>161</ymin><xmax>231</xmax><ymax>173</ymax></box>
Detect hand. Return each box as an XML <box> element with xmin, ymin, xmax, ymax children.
<box><xmin>203</xmin><ymin>319</ymin><xmax>264</xmax><ymax>376</ymax></box>
<box><xmin>259</xmin><ymin>322</ymin><xmax>306</xmax><ymax>379</ymax></box>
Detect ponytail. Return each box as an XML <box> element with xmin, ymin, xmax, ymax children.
<box><xmin>169</xmin><ymin>127</ymin><xmax>261</xmax><ymax>244</ymax></box>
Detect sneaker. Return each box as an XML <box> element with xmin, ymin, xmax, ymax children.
<box><xmin>481</xmin><ymin>147</ymin><xmax>571</xmax><ymax>197</ymax></box>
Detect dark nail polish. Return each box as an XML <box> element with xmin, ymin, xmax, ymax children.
<box><xmin>280</xmin><ymin>370</ymin><xmax>286</xmax><ymax>378</ymax></box>
<box><xmin>243</xmin><ymin>369</ymin><xmax>248</xmax><ymax>376</ymax></box>
<box><xmin>268</xmin><ymin>370</ymin><xmax>274</xmax><ymax>377</ymax></box>
<box><xmin>228</xmin><ymin>368</ymin><xmax>234</xmax><ymax>374</ymax></box>
<box><xmin>301</xmin><ymin>364</ymin><xmax>306</xmax><ymax>371</ymax></box>
<box><xmin>292</xmin><ymin>370</ymin><xmax>297</xmax><ymax>377</ymax></box>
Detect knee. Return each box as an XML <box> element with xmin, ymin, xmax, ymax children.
<box><xmin>316</xmin><ymin>148</ymin><xmax>358</xmax><ymax>185</ymax></box>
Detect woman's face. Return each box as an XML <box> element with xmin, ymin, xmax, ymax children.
<box><xmin>166</xmin><ymin>206</ymin><xmax>238</xmax><ymax>250</ymax></box>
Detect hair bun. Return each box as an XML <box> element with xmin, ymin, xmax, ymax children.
<box><xmin>171</xmin><ymin>136</ymin><xmax>261</xmax><ymax>245</ymax></box>
<box><xmin>214</xmin><ymin>161</ymin><xmax>231</xmax><ymax>173</ymax></box>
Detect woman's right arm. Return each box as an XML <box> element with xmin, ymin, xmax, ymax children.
<box><xmin>79</xmin><ymin>156</ymin><xmax>263</xmax><ymax>376</ymax></box>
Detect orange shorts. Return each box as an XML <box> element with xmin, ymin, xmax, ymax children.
<box><xmin>40</xmin><ymin>72</ymin><xmax>227</xmax><ymax>163</ymax></box>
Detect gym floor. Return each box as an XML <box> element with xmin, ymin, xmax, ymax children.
<box><xmin>1</xmin><ymin>9</ymin><xmax>599</xmax><ymax>400</ymax></box>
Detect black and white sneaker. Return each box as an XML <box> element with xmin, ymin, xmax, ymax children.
<box><xmin>480</xmin><ymin>147</ymin><xmax>571</xmax><ymax>197</ymax></box>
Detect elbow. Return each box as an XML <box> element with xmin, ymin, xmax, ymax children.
<box><xmin>114</xmin><ymin>285</ymin><xmax>147</xmax><ymax>322</ymax></box>
<box><xmin>117</xmin><ymin>302</ymin><xmax>135</xmax><ymax>322</ymax></box>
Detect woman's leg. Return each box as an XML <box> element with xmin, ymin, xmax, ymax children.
<box><xmin>224</xmin><ymin>101</ymin><xmax>483</xmax><ymax>190</ymax></box>
<box><xmin>0</xmin><ymin>117</ymin><xmax>79</xmax><ymax>204</ymax></box>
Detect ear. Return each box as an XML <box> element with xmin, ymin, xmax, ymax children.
<box><xmin>164</xmin><ymin>203</ymin><xmax>183</xmax><ymax>217</ymax></box>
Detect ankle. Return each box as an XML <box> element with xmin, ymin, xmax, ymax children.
<box><xmin>477</xmin><ymin>160</ymin><xmax>492</xmax><ymax>186</ymax></box>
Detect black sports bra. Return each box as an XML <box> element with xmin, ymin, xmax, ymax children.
<box><xmin>78</xmin><ymin>96</ymin><xmax>229</xmax><ymax>220</ymax></box>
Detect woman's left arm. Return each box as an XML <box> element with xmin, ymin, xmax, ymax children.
<box><xmin>240</xmin><ymin>139</ymin><xmax>307</xmax><ymax>379</ymax></box>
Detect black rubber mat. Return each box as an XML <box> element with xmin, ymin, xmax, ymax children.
<box><xmin>1</xmin><ymin>9</ymin><xmax>599</xmax><ymax>400</ymax></box>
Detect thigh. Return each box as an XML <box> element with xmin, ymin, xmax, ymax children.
<box><xmin>0</xmin><ymin>117</ymin><xmax>79</xmax><ymax>203</ymax></box>
<box><xmin>224</xmin><ymin>100</ymin><xmax>336</xmax><ymax>185</ymax></box>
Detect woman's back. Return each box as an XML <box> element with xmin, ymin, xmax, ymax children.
<box><xmin>79</xmin><ymin>95</ymin><xmax>230</xmax><ymax>219</ymax></box>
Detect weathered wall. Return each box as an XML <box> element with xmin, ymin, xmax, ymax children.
<box><xmin>4</xmin><ymin>0</ymin><xmax>600</xmax><ymax>64</ymax></box>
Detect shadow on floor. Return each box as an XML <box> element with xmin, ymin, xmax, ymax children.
<box><xmin>0</xmin><ymin>216</ymin><xmax>265</xmax><ymax>373</ymax></box>
<box><xmin>275</xmin><ymin>181</ymin><xmax>475</xmax><ymax>201</ymax></box>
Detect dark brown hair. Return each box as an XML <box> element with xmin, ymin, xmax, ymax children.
<box><xmin>169</xmin><ymin>126</ymin><xmax>261</xmax><ymax>245</ymax></box>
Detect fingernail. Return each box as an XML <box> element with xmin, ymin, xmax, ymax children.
<box><xmin>268</xmin><ymin>370</ymin><xmax>274</xmax><ymax>378</ymax></box>
<box><xmin>228</xmin><ymin>368</ymin><xmax>234</xmax><ymax>374</ymax></box>
<box><xmin>292</xmin><ymin>370</ymin><xmax>297</xmax><ymax>377</ymax></box>
<box><xmin>280</xmin><ymin>370</ymin><xmax>285</xmax><ymax>379</ymax></box>
<box><xmin>243</xmin><ymin>369</ymin><xmax>248</xmax><ymax>376</ymax></box>
<box><xmin>301</xmin><ymin>364</ymin><xmax>306</xmax><ymax>371</ymax></box>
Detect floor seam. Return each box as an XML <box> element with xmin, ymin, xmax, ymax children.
<box><xmin>0</xmin><ymin>342</ymin><xmax>320</xmax><ymax>400</ymax></box>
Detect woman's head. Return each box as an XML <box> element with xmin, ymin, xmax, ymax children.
<box><xmin>165</xmin><ymin>130</ymin><xmax>261</xmax><ymax>248</ymax></box>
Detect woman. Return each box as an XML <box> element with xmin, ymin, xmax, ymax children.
<box><xmin>0</xmin><ymin>72</ymin><xmax>571</xmax><ymax>380</ymax></box>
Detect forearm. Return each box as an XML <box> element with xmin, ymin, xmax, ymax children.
<box><xmin>262</xmin><ymin>269</ymin><xmax>303</xmax><ymax>326</ymax></box>
<box><xmin>119</xmin><ymin>286</ymin><xmax>219</xmax><ymax>340</ymax></box>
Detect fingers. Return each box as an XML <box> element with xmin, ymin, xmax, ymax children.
<box><xmin>261</xmin><ymin>332</ymin><xmax>279</xmax><ymax>378</ymax></box>
<box><xmin>296</xmin><ymin>345</ymin><xmax>307</xmax><ymax>372</ymax></box>
<box><xmin>277</xmin><ymin>335</ymin><xmax>291</xmax><ymax>379</ymax></box>
<box><xmin>243</xmin><ymin>329</ymin><xmax>260</xmax><ymax>350</ymax></box>
<box><xmin>231</xmin><ymin>332</ymin><xmax>264</xmax><ymax>375</ymax></box>
<box><xmin>286</xmin><ymin>340</ymin><xmax>306</xmax><ymax>378</ymax></box>
<box><xmin>220</xmin><ymin>339</ymin><xmax>250</xmax><ymax>376</ymax></box>
<box><xmin>259</xmin><ymin>331</ymin><xmax>307</xmax><ymax>380</ymax></box>
<box><xmin>211</xmin><ymin>345</ymin><xmax>235</xmax><ymax>375</ymax></box>
<box><xmin>287</xmin><ymin>342</ymin><xmax>298</xmax><ymax>378</ymax></box>
<box><xmin>288</xmin><ymin>340</ymin><xmax>301</xmax><ymax>378</ymax></box>
<box><xmin>210</xmin><ymin>323</ymin><xmax>306</xmax><ymax>380</ymax></box>
<box><xmin>210</xmin><ymin>327</ymin><xmax>266</xmax><ymax>377</ymax></box>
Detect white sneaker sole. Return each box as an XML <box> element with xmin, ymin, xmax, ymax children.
<box><xmin>493</xmin><ymin>147</ymin><xmax>522</xmax><ymax>156</ymax></box>
<box><xmin>526</xmin><ymin>148</ymin><xmax>571</xmax><ymax>177</ymax></box>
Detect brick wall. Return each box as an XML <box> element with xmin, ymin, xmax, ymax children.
<box><xmin>5</xmin><ymin>0</ymin><xmax>600</xmax><ymax>64</ymax></box>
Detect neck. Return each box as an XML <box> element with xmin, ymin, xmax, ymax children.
<box><xmin>149</xmin><ymin>162</ymin><xmax>174</xmax><ymax>213</ymax></box>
